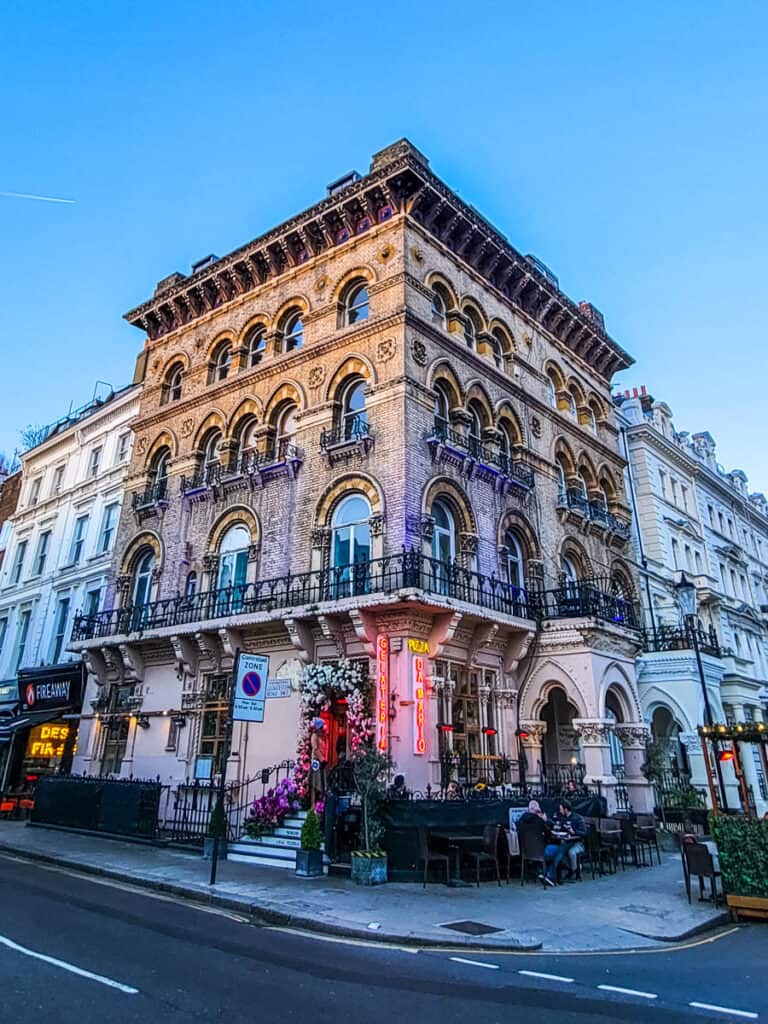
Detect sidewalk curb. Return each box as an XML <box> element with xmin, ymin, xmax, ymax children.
<box><xmin>0</xmin><ymin>840</ymin><xmax>544</xmax><ymax>951</ymax></box>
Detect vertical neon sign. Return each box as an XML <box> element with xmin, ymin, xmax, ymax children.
<box><xmin>376</xmin><ymin>634</ymin><xmax>389</xmax><ymax>752</ymax></box>
<box><xmin>413</xmin><ymin>654</ymin><xmax>426</xmax><ymax>754</ymax></box>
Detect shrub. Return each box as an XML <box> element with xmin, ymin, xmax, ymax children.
<box><xmin>710</xmin><ymin>814</ymin><xmax>768</xmax><ymax>897</ymax></box>
<box><xmin>300</xmin><ymin>809</ymin><xmax>323</xmax><ymax>851</ymax></box>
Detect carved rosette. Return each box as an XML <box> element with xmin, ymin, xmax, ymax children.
<box><xmin>411</xmin><ymin>339</ymin><xmax>427</xmax><ymax>366</ymax></box>
<box><xmin>376</xmin><ymin>338</ymin><xmax>396</xmax><ymax>363</ymax></box>
<box><xmin>308</xmin><ymin>365</ymin><xmax>326</xmax><ymax>389</ymax></box>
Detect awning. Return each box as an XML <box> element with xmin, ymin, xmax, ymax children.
<box><xmin>0</xmin><ymin>710</ymin><xmax>63</xmax><ymax>743</ymax></box>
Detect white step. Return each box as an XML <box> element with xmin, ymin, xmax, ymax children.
<box><xmin>274</xmin><ymin>826</ymin><xmax>301</xmax><ymax>839</ymax></box>
<box><xmin>228</xmin><ymin>842</ymin><xmax>329</xmax><ymax>870</ymax></box>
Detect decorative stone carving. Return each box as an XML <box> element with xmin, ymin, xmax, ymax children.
<box><xmin>308</xmin><ymin>365</ymin><xmax>326</xmax><ymax>388</ymax></box>
<box><xmin>314</xmin><ymin>275</ymin><xmax>328</xmax><ymax>293</ymax></box>
<box><xmin>411</xmin><ymin>339</ymin><xmax>428</xmax><ymax>366</ymax></box>
<box><xmin>376</xmin><ymin>338</ymin><xmax>397</xmax><ymax>363</ymax></box>
<box><xmin>409</xmin><ymin>246</ymin><xmax>424</xmax><ymax>264</ymax></box>
<box><xmin>180</xmin><ymin>417</ymin><xmax>195</xmax><ymax>438</ymax></box>
<box><xmin>247</xmin><ymin>543</ymin><xmax>261</xmax><ymax>562</ymax></box>
<box><xmin>311</xmin><ymin>527</ymin><xmax>331</xmax><ymax>550</ymax></box>
<box><xmin>679</xmin><ymin>731</ymin><xmax>701</xmax><ymax>753</ymax></box>
<box><xmin>573</xmin><ymin>718</ymin><xmax>611</xmax><ymax>744</ymax></box>
<box><xmin>530</xmin><ymin>416</ymin><xmax>542</xmax><ymax>439</ymax></box>
<box><xmin>615</xmin><ymin>724</ymin><xmax>650</xmax><ymax>748</ymax></box>
<box><xmin>459</xmin><ymin>532</ymin><xmax>479</xmax><ymax>556</ymax></box>
<box><xmin>202</xmin><ymin>553</ymin><xmax>220</xmax><ymax>573</ymax></box>
<box><xmin>377</xmin><ymin>245</ymin><xmax>394</xmax><ymax>263</ymax></box>
<box><xmin>419</xmin><ymin>514</ymin><xmax>435</xmax><ymax>541</ymax></box>
<box><xmin>518</xmin><ymin>720</ymin><xmax>547</xmax><ymax>744</ymax></box>
<box><xmin>368</xmin><ymin>514</ymin><xmax>385</xmax><ymax>536</ymax></box>
<box><xmin>116</xmin><ymin>574</ymin><xmax>131</xmax><ymax>597</ymax></box>
<box><xmin>135</xmin><ymin>436</ymin><xmax>148</xmax><ymax>456</ymax></box>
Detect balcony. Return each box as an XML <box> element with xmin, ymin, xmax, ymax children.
<box><xmin>557</xmin><ymin>490</ymin><xmax>630</xmax><ymax>541</ymax></box>
<box><xmin>319</xmin><ymin>417</ymin><xmax>373</xmax><ymax>462</ymax></box>
<box><xmin>429</xmin><ymin>420</ymin><xmax>534</xmax><ymax>490</ymax></box>
<box><xmin>71</xmin><ymin>551</ymin><xmax>639</xmax><ymax>643</ymax></box>
<box><xmin>641</xmin><ymin>622</ymin><xmax>721</xmax><ymax>659</ymax></box>
<box><xmin>181</xmin><ymin>445</ymin><xmax>303</xmax><ymax>495</ymax></box>
<box><xmin>131</xmin><ymin>482</ymin><xmax>168</xmax><ymax>512</ymax></box>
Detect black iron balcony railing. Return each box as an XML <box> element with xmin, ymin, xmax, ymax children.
<box><xmin>431</xmin><ymin>419</ymin><xmax>534</xmax><ymax>489</ymax></box>
<box><xmin>71</xmin><ymin>551</ymin><xmax>640</xmax><ymax>642</ymax></box>
<box><xmin>181</xmin><ymin>445</ymin><xmax>302</xmax><ymax>494</ymax></box>
<box><xmin>181</xmin><ymin>461</ymin><xmax>222</xmax><ymax>493</ymax></box>
<box><xmin>320</xmin><ymin>416</ymin><xmax>371</xmax><ymax>452</ymax></box>
<box><xmin>532</xmin><ymin>579</ymin><xmax>639</xmax><ymax>629</ymax></box>
<box><xmin>557</xmin><ymin>490</ymin><xmax>630</xmax><ymax>539</ymax></box>
<box><xmin>131</xmin><ymin>482</ymin><xmax>168</xmax><ymax>511</ymax></box>
<box><xmin>641</xmin><ymin>622</ymin><xmax>721</xmax><ymax>658</ymax></box>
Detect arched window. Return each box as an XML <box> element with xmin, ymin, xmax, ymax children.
<box><xmin>433</xmin><ymin>383</ymin><xmax>452</xmax><ymax>438</ymax></box>
<box><xmin>341</xmin><ymin>379</ymin><xmax>367</xmax><ymax>440</ymax></box>
<box><xmin>282</xmin><ymin>310</ymin><xmax>304</xmax><ymax>352</ymax></box>
<box><xmin>162</xmin><ymin>363</ymin><xmax>184</xmax><ymax>404</ymax></box>
<box><xmin>431</xmin><ymin>498</ymin><xmax>457</xmax><ymax>594</ymax></box>
<box><xmin>431</xmin><ymin>288</ymin><xmax>447</xmax><ymax>328</ymax></box>
<box><xmin>217</xmin><ymin>524</ymin><xmax>250</xmax><ymax>613</ymax></box>
<box><xmin>584</xmin><ymin>407</ymin><xmax>597</xmax><ymax>434</ymax></box>
<box><xmin>209</xmin><ymin>342</ymin><xmax>232</xmax><ymax>383</ymax></box>
<box><xmin>150</xmin><ymin>448</ymin><xmax>171</xmax><ymax>499</ymax></box>
<box><xmin>201</xmin><ymin>430</ymin><xmax>222</xmax><ymax>485</ymax></box>
<box><xmin>274</xmin><ymin>404</ymin><xmax>298</xmax><ymax>459</ymax></box>
<box><xmin>498</xmin><ymin>423</ymin><xmax>515</xmax><ymax>473</ymax></box>
<box><xmin>561</xmin><ymin>555</ymin><xmax>579</xmax><ymax>584</ymax></box>
<box><xmin>331</xmin><ymin>494</ymin><xmax>371</xmax><ymax>596</ymax></box>
<box><xmin>342</xmin><ymin>281</ymin><xmax>369</xmax><ymax>326</ymax></box>
<box><xmin>546</xmin><ymin>373</ymin><xmax>558</xmax><ymax>409</ymax></box>
<box><xmin>605</xmin><ymin>707</ymin><xmax>625</xmax><ymax>771</ymax></box>
<box><xmin>464</xmin><ymin>309</ymin><xmax>481</xmax><ymax>350</ymax></box>
<box><xmin>467</xmin><ymin>404</ymin><xmax>483</xmax><ymax>457</ymax></box>
<box><xmin>556</xmin><ymin>455</ymin><xmax>568</xmax><ymax>497</ymax></box>
<box><xmin>132</xmin><ymin>550</ymin><xmax>155</xmax><ymax>609</ymax></box>
<box><xmin>246</xmin><ymin>327</ymin><xmax>266</xmax><ymax>368</ymax></box>
<box><xmin>185</xmin><ymin>571</ymin><xmax>198</xmax><ymax>599</ymax></box>
<box><xmin>504</xmin><ymin>530</ymin><xmax>525</xmax><ymax>593</ymax></box>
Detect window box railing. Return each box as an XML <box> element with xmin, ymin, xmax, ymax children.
<box><xmin>557</xmin><ymin>490</ymin><xmax>630</xmax><ymax>539</ymax></box>
<box><xmin>71</xmin><ymin>550</ymin><xmax>639</xmax><ymax>642</ymax></box>
<box><xmin>320</xmin><ymin>417</ymin><xmax>371</xmax><ymax>452</ymax></box>
<box><xmin>641</xmin><ymin>622</ymin><xmax>721</xmax><ymax>658</ymax></box>
<box><xmin>238</xmin><ymin>443</ymin><xmax>301</xmax><ymax>475</ymax></box>
<box><xmin>131</xmin><ymin>483</ymin><xmax>168</xmax><ymax>511</ymax></box>
<box><xmin>431</xmin><ymin>419</ymin><xmax>534</xmax><ymax>489</ymax></box>
<box><xmin>181</xmin><ymin>462</ymin><xmax>222</xmax><ymax>493</ymax></box>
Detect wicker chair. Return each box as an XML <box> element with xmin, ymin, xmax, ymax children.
<box><xmin>518</xmin><ymin>821</ymin><xmax>548</xmax><ymax>887</ymax></box>
<box><xmin>417</xmin><ymin>827</ymin><xmax>450</xmax><ymax>888</ymax></box>
<box><xmin>466</xmin><ymin>824</ymin><xmax>503</xmax><ymax>887</ymax></box>
<box><xmin>682</xmin><ymin>839</ymin><xmax>722</xmax><ymax>906</ymax></box>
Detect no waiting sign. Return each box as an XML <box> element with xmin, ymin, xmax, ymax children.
<box><xmin>233</xmin><ymin>653</ymin><xmax>270</xmax><ymax>723</ymax></box>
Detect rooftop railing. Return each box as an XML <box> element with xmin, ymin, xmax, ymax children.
<box><xmin>71</xmin><ymin>551</ymin><xmax>640</xmax><ymax>642</ymax></box>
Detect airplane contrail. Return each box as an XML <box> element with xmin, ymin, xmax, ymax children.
<box><xmin>0</xmin><ymin>191</ymin><xmax>76</xmax><ymax>204</ymax></box>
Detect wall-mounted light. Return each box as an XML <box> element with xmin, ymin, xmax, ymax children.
<box><xmin>516</xmin><ymin>728</ymin><xmax>530</xmax><ymax>741</ymax></box>
<box><xmin>481</xmin><ymin>727</ymin><xmax>498</xmax><ymax>737</ymax></box>
<box><xmin>718</xmin><ymin>748</ymin><xmax>734</xmax><ymax>762</ymax></box>
<box><xmin>136</xmin><ymin>714</ymin><xmax>151</xmax><ymax>730</ymax></box>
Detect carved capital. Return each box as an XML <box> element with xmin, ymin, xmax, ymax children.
<box><xmin>202</xmin><ymin>553</ymin><xmax>220</xmax><ymax>573</ymax></box>
<box><xmin>368</xmin><ymin>513</ymin><xmax>385</xmax><ymax>537</ymax></box>
<box><xmin>614</xmin><ymin>723</ymin><xmax>650</xmax><ymax>749</ymax></box>
<box><xmin>116</xmin><ymin>574</ymin><xmax>131</xmax><ymax>597</ymax></box>
<box><xmin>573</xmin><ymin>718</ymin><xmax>612</xmax><ymax>745</ymax></box>
<box><xmin>519</xmin><ymin>720</ymin><xmax>547</xmax><ymax>745</ymax></box>
<box><xmin>459</xmin><ymin>532</ymin><xmax>479</xmax><ymax>556</ymax></box>
<box><xmin>247</xmin><ymin>543</ymin><xmax>261</xmax><ymax>563</ymax></box>
<box><xmin>311</xmin><ymin>527</ymin><xmax>331</xmax><ymax>550</ymax></box>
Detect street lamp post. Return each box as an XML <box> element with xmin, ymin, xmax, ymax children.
<box><xmin>675</xmin><ymin>573</ymin><xmax>729</xmax><ymax>811</ymax></box>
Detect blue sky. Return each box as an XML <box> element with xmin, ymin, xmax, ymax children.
<box><xmin>1</xmin><ymin>2</ymin><xmax>766</xmax><ymax>488</ymax></box>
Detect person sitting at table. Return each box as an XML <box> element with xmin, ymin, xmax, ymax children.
<box><xmin>519</xmin><ymin>799</ymin><xmax>547</xmax><ymax>826</ymax></box>
<box><xmin>561</xmin><ymin>779</ymin><xmax>579</xmax><ymax>799</ymax></box>
<box><xmin>387</xmin><ymin>774</ymin><xmax>409</xmax><ymax>800</ymax></box>
<box><xmin>445</xmin><ymin>780</ymin><xmax>462</xmax><ymax>800</ymax></box>
<box><xmin>543</xmin><ymin>800</ymin><xmax>588</xmax><ymax>886</ymax></box>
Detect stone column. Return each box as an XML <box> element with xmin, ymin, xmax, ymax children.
<box><xmin>518</xmin><ymin>720</ymin><xmax>547</xmax><ymax>786</ymax></box>
<box><xmin>615</xmin><ymin>723</ymin><xmax>654</xmax><ymax>812</ymax></box>
<box><xmin>572</xmin><ymin>718</ymin><xmax>615</xmax><ymax>807</ymax></box>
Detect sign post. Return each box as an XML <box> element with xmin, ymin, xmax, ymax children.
<box><xmin>209</xmin><ymin>650</ymin><xmax>270</xmax><ymax>886</ymax></box>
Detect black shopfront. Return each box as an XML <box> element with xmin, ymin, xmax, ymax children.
<box><xmin>0</xmin><ymin>663</ymin><xmax>84</xmax><ymax>796</ymax></box>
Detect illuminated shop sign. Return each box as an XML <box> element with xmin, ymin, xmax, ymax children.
<box><xmin>412</xmin><ymin>654</ymin><xmax>426</xmax><ymax>755</ymax></box>
<box><xmin>376</xmin><ymin>635</ymin><xmax>389</xmax><ymax>752</ymax></box>
<box><xmin>407</xmin><ymin>638</ymin><xmax>429</xmax><ymax>654</ymax></box>
<box><xmin>25</xmin><ymin>722</ymin><xmax>74</xmax><ymax>759</ymax></box>
<box><xmin>19</xmin><ymin>664</ymin><xmax>83</xmax><ymax>712</ymax></box>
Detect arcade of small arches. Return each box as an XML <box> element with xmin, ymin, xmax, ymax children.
<box><xmin>553</xmin><ymin>436</ymin><xmax>623</xmax><ymax>513</ymax></box>
<box><xmin>155</xmin><ymin>270</ymin><xmax>376</xmax><ymax>405</ymax></box>
<box><xmin>428</xmin><ymin>274</ymin><xmax>516</xmax><ymax>372</ymax></box>
<box><xmin>544</xmin><ymin>361</ymin><xmax>607</xmax><ymax>437</ymax></box>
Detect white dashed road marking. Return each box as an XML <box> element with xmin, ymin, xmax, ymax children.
<box><xmin>598</xmin><ymin>985</ymin><xmax>657</xmax><ymax>999</ymax></box>
<box><xmin>518</xmin><ymin>970</ymin><xmax>574</xmax><ymax>983</ymax></box>
<box><xmin>449</xmin><ymin>957</ymin><xmax>499</xmax><ymax>970</ymax></box>
<box><xmin>0</xmin><ymin>933</ymin><xmax>139</xmax><ymax>994</ymax></box>
<box><xmin>689</xmin><ymin>1003</ymin><xmax>758</xmax><ymax>1020</ymax></box>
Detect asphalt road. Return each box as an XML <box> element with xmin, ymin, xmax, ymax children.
<box><xmin>0</xmin><ymin>851</ymin><xmax>763</xmax><ymax>1024</ymax></box>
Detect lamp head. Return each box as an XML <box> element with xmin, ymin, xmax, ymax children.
<box><xmin>675</xmin><ymin>571</ymin><xmax>697</xmax><ymax>618</ymax></box>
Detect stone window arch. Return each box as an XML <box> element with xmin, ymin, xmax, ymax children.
<box><xmin>208</xmin><ymin>339</ymin><xmax>233</xmax><ymax>384</ymax></box>
<box><xmin>339</xmin><ymin>278</ymin><xmax>370</xmax><ymax>327</ymax></box>
<box><xmin>161</xmin><ymin>361</ymin><xmax>184</xmax><ymax>404</ymax></box>
<box><xmin>278</xmin><ymin>307</ymin><xmax>304</xmax><ymax>353</ymax></box>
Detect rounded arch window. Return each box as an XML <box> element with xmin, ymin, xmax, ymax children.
<box><xmin>561</xmin><ymin>554</ymin><xmax>579</xmax><ymax>584</ymax></box>
<box><xmin>331</xmin><ymin>495</ymin><xmax>372</xmax><ymax>596</ymax></box>
<box><xmin>132</xmin><ymin>549</ymin><xmax>155</xmax><ymax>608</ymax></box>
<box><xmin>431</xmin><ymin>287</ymin><xmax>448</xmax><ymax>328</ymax></box>
<box><xmin>201</xmin><ymin>430</ymin><xmax>222</xmax><ymax>485</ymax></box>
<box><xmin>464</xmin><ymin>309</ymin><xmax>481</xmax><ymax>350</ymax></box>
<box><xmin>162</xmin><ymin>364</ymin><xmax>184</xmax><ymax>404</ymax></box>
<box><xmin>434</xmin><ymin>383</ymin><xmax>451</xmax><ymax>433</ymax></box>
<box><xmin>432</xmin><ymin>498</ymin><xmax>457</xmax><ymax>563</ymax></box>
<box><xmin>150</xmin><ymin>447</ymin><xmax>171</xmax><ymax>498</ymax></box>
<box><xmin>246</xmin><ymin>327</ymin><xmax>267</xmax><ymax>368</ymax></box>
<box><xmin>584</xmin><ymin>407</ymin><xmax>597</xmax><ymax>434</ymax></box>
<box><xmin>342</xmin><ymin>281</ymin><xmax>369</xmax><ymax>326</ymax></box>
<box><xmin>282</xmin><ymin>310</ymin><xmax>304</xmax><ymax>352</ymax></box>
<box><xmin>490</xmin><ymin>328</ymin><xmax>506</xmax><ymax>368</ymax></box>
<box><xmin>504</xmin><ymin>529</ymin><xmax>525</xmax><ymax>592</ymax></box>
<box><xmin>341</xmin><ymin>379</ymin><xmax>367</xmax><ymax>440</ymax></box>
<box><xmin>185</xmin><ymin>571</ymin><xmax>198</xmax><ymax>599</ymax></box>
<box><xmin>555</xmin><ymin>455</ymin><xmax>569</xmax><ymax>496</ymax></box>
<box><xmin>274</xmin><ymin>403</ymin><xmax>298</xmax><ymax>458</ymax></box>
<box><xmin>209</xmin><ymin>342</ymin><xmax>232</xmax><ymax>383</ymax></box>
<box><xmin>217</xmin><ymin>524</ymin><xmax>250</xmax><ymax>592</ymax></box>
<box><xmin>546</xmin><ymin>372</ymin><xmax>558</xmax><ymax>408</ymax></box>
<box><xmin>467</xmin><ymin>404</ymin><xmax>483</xmax><ymax>456</ymax></box>
<box><xmin>605</xmin><ymin>706</ymin><xmax>625</xmax><ymax>771</ymax></box>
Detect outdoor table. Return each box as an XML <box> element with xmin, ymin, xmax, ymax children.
<box><xmin>430</xmin><ymin>831</ymin><xmax>483</xmax><ymax>887</ymax></box>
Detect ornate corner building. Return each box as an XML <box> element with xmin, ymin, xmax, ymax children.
<box><xmin>69</xmin><ymin>140</ymin><xmax>651</xmax><ymax>811</ymax></box>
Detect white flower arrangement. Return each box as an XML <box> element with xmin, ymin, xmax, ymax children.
<box><xmin>299</xmin><ymin>659</ymin><xmax>363</xmax><ymax>711</ymax></box>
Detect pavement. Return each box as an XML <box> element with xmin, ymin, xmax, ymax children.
<box><xmin>0</xmin><ymin>851</ymin><xmax>764</xmax><ymax>1024</ymax></box>
<box><xmin>0</xmin><ymin>821</ymin><xmax>728</xmax><ymax>952</ymax></box>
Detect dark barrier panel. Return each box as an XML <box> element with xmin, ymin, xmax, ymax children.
<box><xmin>381</xmin><ymin>795</ymin><xmax>607</xmax><ymax>881</ymax></box>
<box><xmin>31</xmin><ymin>776</ymin><xmax>162</xmax><ymax>839</ymax></box>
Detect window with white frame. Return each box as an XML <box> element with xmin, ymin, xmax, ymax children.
<box><xmin>658</xmin><ymin>469</ymin><xmax>667</xmax><ymax>497</ymax></box>
<box><xmin>88</xmin><ymin>447</ymin><xmax>102</xmax><ymax>478</ymax></box>
<box><xmin>29</xmin><ymin>477</ymin><xmax>42</xmax><ymax>506</ymax></box>
<box><xmin>117</xmin><ymin>432</ymin><xmax>132</xmax><ymax>462</ymax></box>
<box><xmin>14</xmin><ymin>608</ymin><xmax>31</xmax><ymax>671</ymax></box>
<box><xmin>50</xmin><ymin>595</ymin><xmax>71</xmax><ymax>663</ymax></box>
<box><xmin>99</xmin><ymin>503</ymin><xmax>119</xmax><ymax>553</ymax></box>
<box><xmin>34</xmin><ymin>531</ymin><xmax>51</xmax><ymax>576</ymax></box>
<box><xmin>69</xmin><ymin>514</ymin><xmax>89</xmax><ymax>564</ymax></box>
<box><xmin>85</xmin><ymin>588</ymin><xmax>101</xmax><ymax>617</ymax></box>
<box><xmin>282</xmin><ymin>310</ymin><xmax>304</xmax><ymax>352</ymax></box>
<box><xmin>246</xmin><ymin>327</ymin><xmax>267</xmax><ymax>367</ymax></box>
<box><xmin>0</xmin><ymin>617</ymin><xmax>7</xmax><ymax>658</ymax></box>
<box><xmin>342</xmin><ymin>280</ymin><xmax>369</xmax><ymax>326</ymax></box>
<box><xmin>51</xmin><ymin>464</ymin><xmax>66</xmax><ymax>496</ymax></box>
<box><xmin>671</xmin><ymin>537</ymin><xmax>680</xmax><ymax>568</ymax></box>
<box><xmin>11</xmin><ymin>540</ymin><xmax>27</xmax><ymax>584</ymax></box>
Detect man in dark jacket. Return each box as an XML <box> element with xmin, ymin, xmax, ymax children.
<box><xmin>544</xmin><ymin>800</ymin><xmax>588</xmax><ymax>885</ymax></box>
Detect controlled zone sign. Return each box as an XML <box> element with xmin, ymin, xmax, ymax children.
<box><xmin>233</xmin><ymin>653</ymin><xmax>270</xmax><ymax>723</ymax></box>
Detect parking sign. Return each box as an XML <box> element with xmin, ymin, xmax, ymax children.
<box><xmin>233</xmin><ymin>653</ymin><xmax>270</xmax><ymax>722</ymax></box>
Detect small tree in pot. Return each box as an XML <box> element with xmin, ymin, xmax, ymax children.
<box><xmin>295</xmin><ymin>808</ymin><xmax>324</xmax><ymax>877</ymax></box>
<box><xmin>350</xmin><ymin>743</ymin><xmax>393</xmax><ymax>885</ymax></box>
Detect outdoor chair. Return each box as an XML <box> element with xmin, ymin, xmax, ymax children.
<box><xmin>634</xmin><ymin>813</ymin><xmax>661</xmax><ymax>866</ymax></box>
<box><xmin>417</xmin><ymin>827</ymin><xmax>451</xmax><ymax>888</ymax></box>
<box><xmin>594</xmin><ymin>816</ymin><xmax>625</xmax><ymax>870</ymax></box>
<box><xmin>517</xmin><ymin>821</ymin><xmax>548</xmax><ymax>887</ymax></box>
<box><xmin>682</xmin><ymin>839</ymin><xmax>722</xmax><ymax>906</ymax></box>
<box><xmin>583</xmin><ymin>823</ymin><xmax>615</xmax><ymax>878</ymax></box>
<box><xmin>617</xmin><ymin>815</ymin><xmax>643</xmax><ymax>867</ymax></box>
<box><xmin>466</xmin><ymin>824</ymin><xmax>502</xmax><ymax>887</ymax></box>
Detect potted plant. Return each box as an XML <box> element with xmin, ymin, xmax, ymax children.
<box><xmin>350</xmin><ymin>743</ymin><xmax>392</xmax><ymax>885</ymax></box>
<box><xmin>295</xmin><ymin>808</ymin><xmax>324</xmax><ymax>877</ymax></box>
<box><xmin>203</xmin><ymin>798</ymin><xmax>228</xmax><ymax>860</ymax></box>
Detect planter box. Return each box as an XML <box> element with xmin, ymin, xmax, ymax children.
<box><xmin>351</xmin><ymin>853</ymin><xmax>388</xmax><ymax>886</ymax></box>
<box><xmin>295</xmin><ymin>849</ymin><xmax>324</xmax><ymax>878</ymax></box>
<box><xmin>727</xmin><ymin>894</ymin><xmax>768</xmax><ymax>921</ymax></box>
<box><xmin>202</xmin><ymin>837</ymin><xmax>228</xmax><ymax>861</ymax></box>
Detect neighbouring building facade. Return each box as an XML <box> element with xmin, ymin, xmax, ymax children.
<box><xmin>70</xmin><ymin>140</ymin><xmax>652</xmax><ymax>812</ymax></box>
<box><xmin>617</xmin><ymin>389</ymin><xmax>768</xmax><ymax>815</ymax></box>
<box><xmin>0</xmin><ymin>386</ymin><xmax>140</xmax><ymax>791</ymax></box>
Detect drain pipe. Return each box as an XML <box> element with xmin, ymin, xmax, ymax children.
<box><xmin>619</xmin><ymin>424</ymin><xmax>656</xmax><ymax>631</ymax></box>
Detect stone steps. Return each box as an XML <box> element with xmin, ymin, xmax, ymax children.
<box><xmin>228</xmin><ymin>809</ymin><xmax>328</xmax><ymax>871</ymax></box>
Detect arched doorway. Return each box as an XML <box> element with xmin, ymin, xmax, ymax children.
<box><xmin>539</xmin><ymin>686</ymin><xmax>582</xmax><ymax>791</ymax></box>
<box><xmin>651</xmin><ymin>705</ymin><xmax>690</xmax><ymax>777</ymax></box>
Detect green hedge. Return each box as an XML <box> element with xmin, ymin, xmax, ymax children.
<box><xmin>710</xmin><ymin>815</ymin><xmax>768</xmax><ymax>897</ymax></box>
